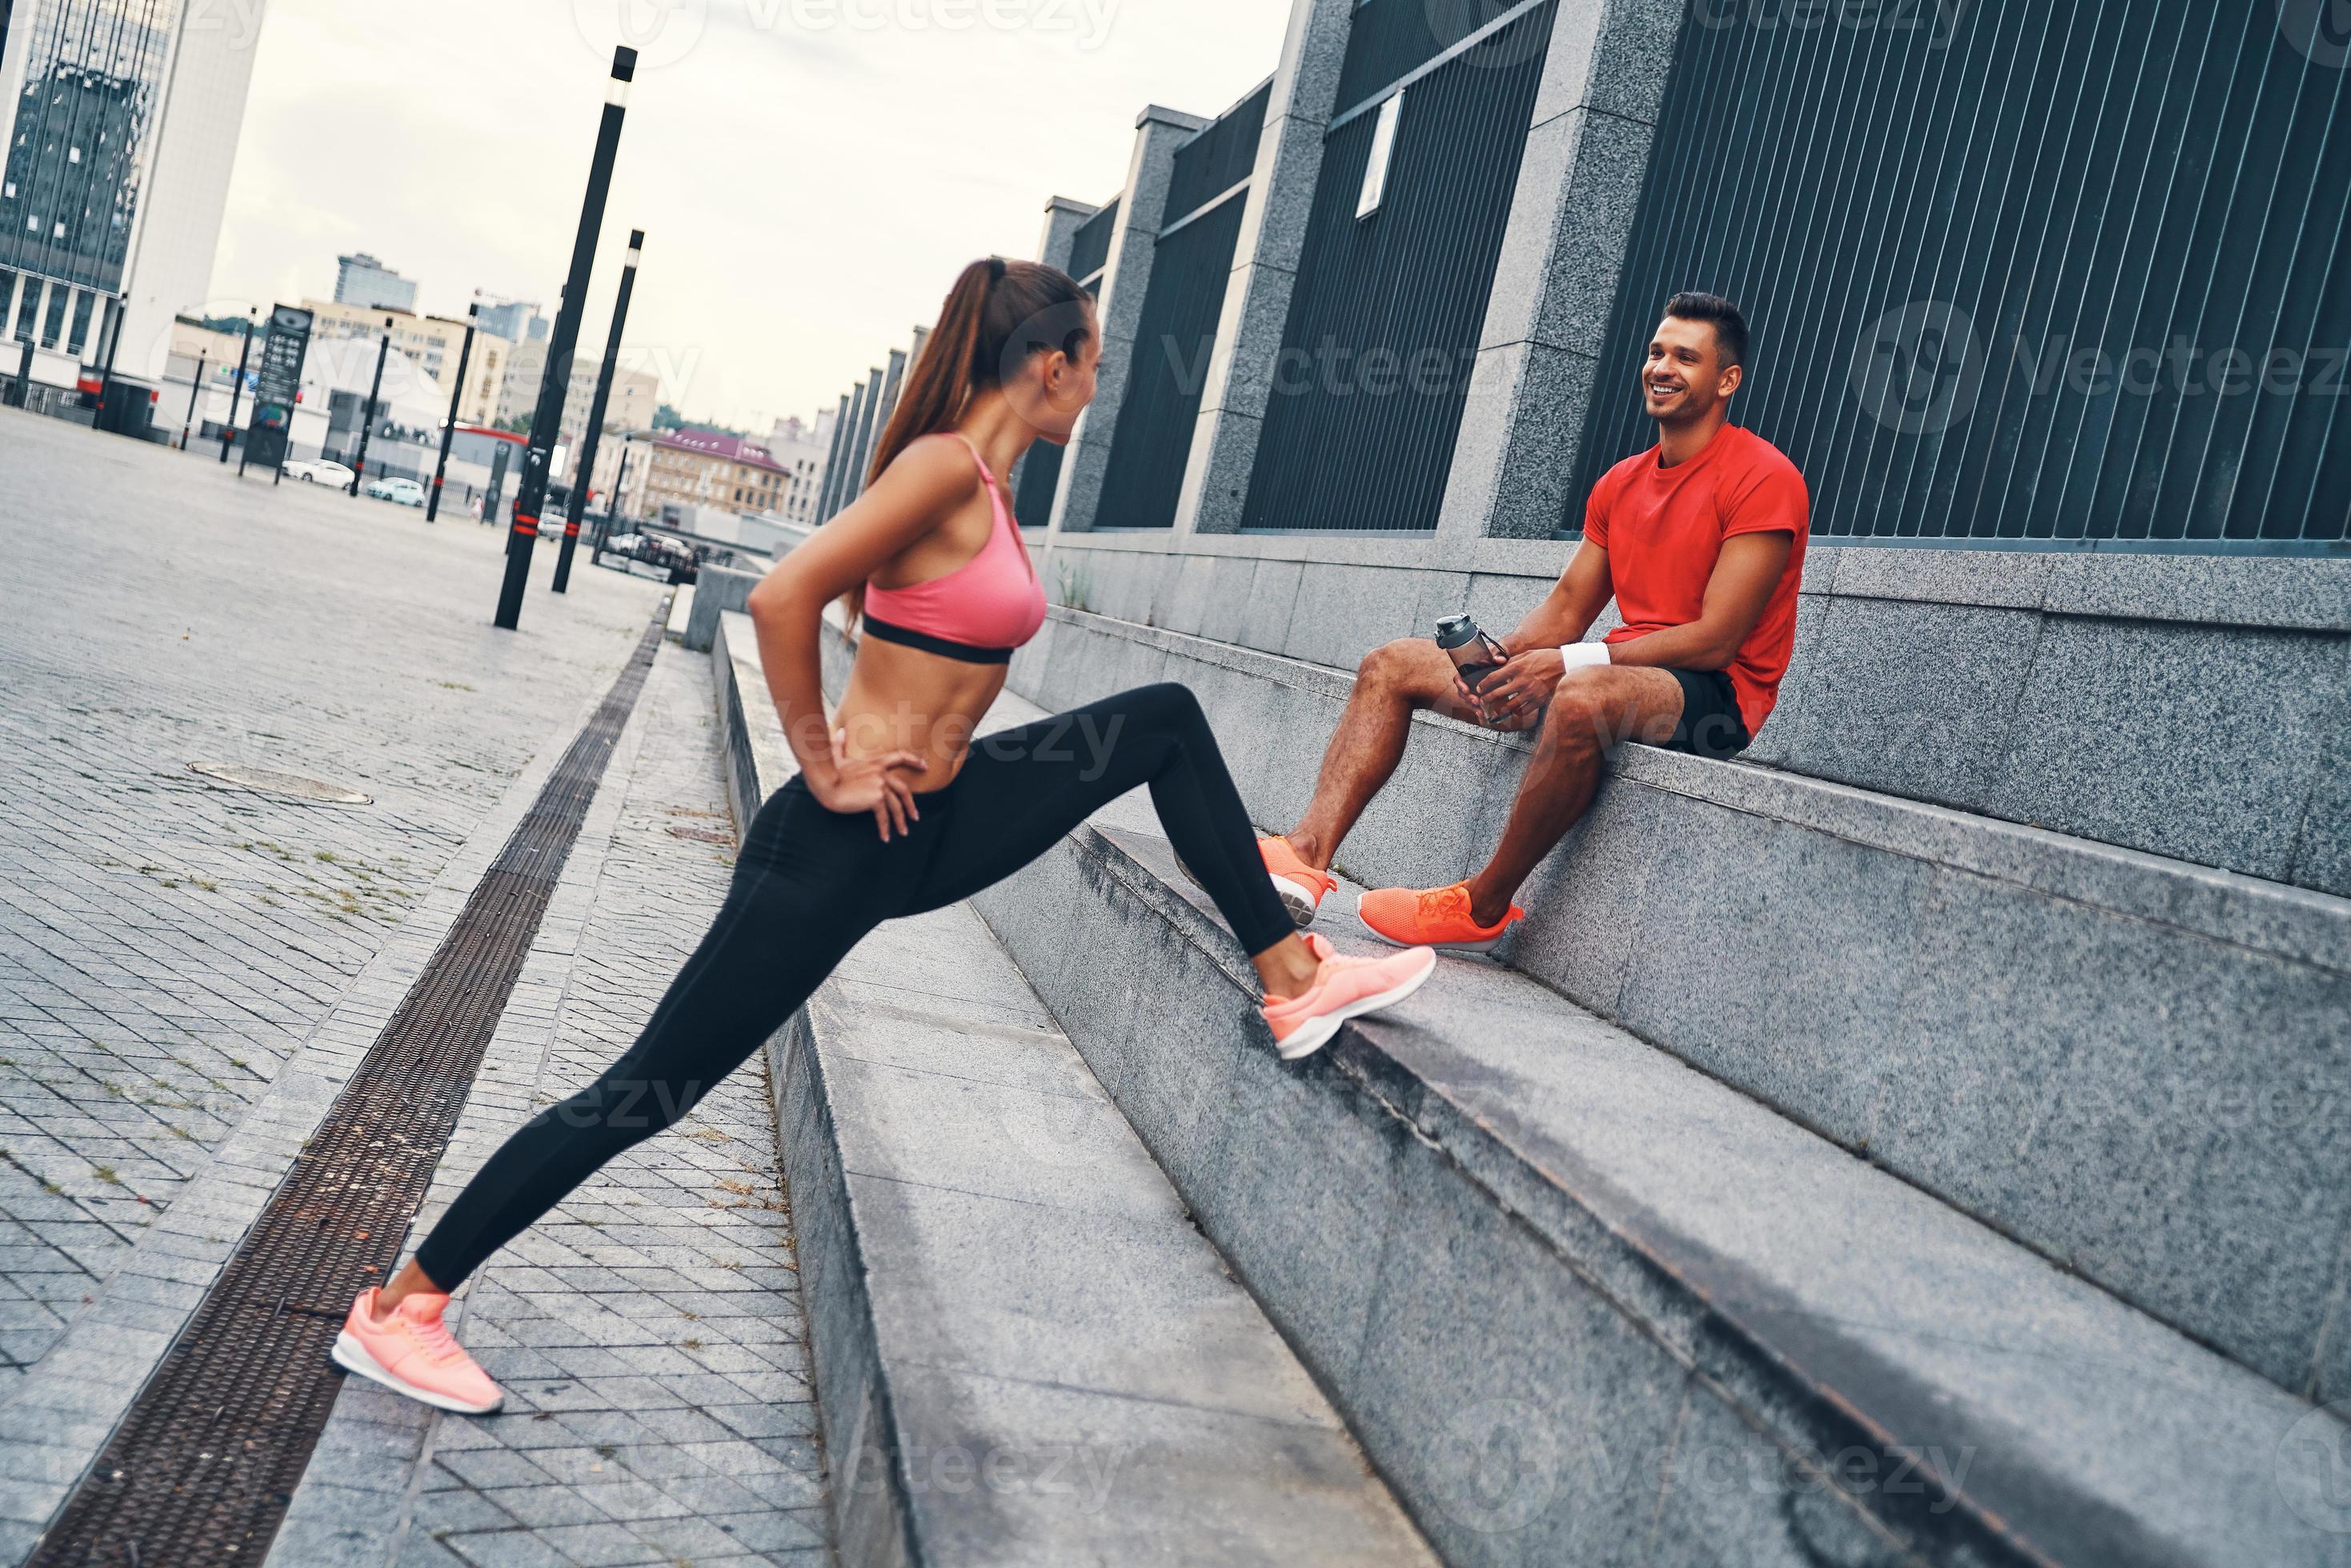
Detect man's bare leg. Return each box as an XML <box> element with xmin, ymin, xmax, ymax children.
<box><xmin>1286</xmin><ymin>638</ymin><xmax>1481</xmax><ymax>870</ymax></box>
<box><xmin>1462</xmin><ymin>666</ymin><xmax>1686</xmax><ymax>926</ymax></box>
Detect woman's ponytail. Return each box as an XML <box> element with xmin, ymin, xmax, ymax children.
<box><xmin>868</xmin><ymin>259</ymin><xmax>998</xmax><ymax>490</ymax></box>
<box><xmin>842</xmin><ymin>257</ymin><xmax>1090</xmax><ymax>625</ymax></box>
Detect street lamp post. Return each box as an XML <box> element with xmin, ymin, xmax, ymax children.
<box><xmin>553</xmin><ymin>229</ymin><xmax>643</xmax><ymax>594</ymax></box>
<box><xmin>595</xmin><ymin>432</ymin><xmax>635</xmax><ymax>567</ymax></box>
<box><xmin>219</xmin><ymin>310</ymin><xmax>255</xmax><ymax>462</ymax></box>
<box><xmin>94</xmin><ymin>300</ymin><xmax>124</xmax><ymax>430</ymax></box>
<box><xmin>427</xmin><ymin>304</ymin><xmax>479</xmax><ymax>523</ymax></box>
<box><xmin>495</xmin><ymin>45</ymin><xmax>637</xmax><ymax>631</ymax></box>
<box><xmin>178</xmin><ymin>354</ymin><xmax>207</xmax><ymax>449</ymax></box>
<box><xmin>349</xmin><ymin>315</ymin><xmax>394</xmax><ymax>497</ymax></box>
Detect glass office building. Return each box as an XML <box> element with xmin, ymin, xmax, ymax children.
<box><xmin>0</xmin><ymin>0</ymin><xmax>179</xmax><ymax>356</ymax></box>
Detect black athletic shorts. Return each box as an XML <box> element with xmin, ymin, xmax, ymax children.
<box><xmin>1665</xmin><ymin>668</ymin><xmax>1752</xmax><ymax>760</ymax></box>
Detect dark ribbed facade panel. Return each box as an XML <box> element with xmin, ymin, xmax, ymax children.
<box><xmin>1095</xmin><ymin>194</ymin><xmax>1250</xmax><ymax>530</ymax></box>
<box><xmin>1576</xmin><ymin>1</ymin><xmax>2351</xmax><ymax>550</ymax></box>
<box><xmin>1013</xmin><ymin>443</ymin><xmax>1065</xmax><ymax>530</ymax></box>
<box><xmin>1335</xmin><ymin>0</ymin><xmax>1552</xmax><ymax>118</ymax></box>
<box><xmin>1067</xmin><ymin>199</ymin><xmax>1120</xmax><ymax>285</ymax></box>
<box><xmin>1243</xmin><ymin>2</ymin><xmax>1556</xmax><ymax>534</ymax></box>
<box><xmin>1166</xmin><ymin>82</ymin><xmax>1272</xmax><ymax>219</ymax></box>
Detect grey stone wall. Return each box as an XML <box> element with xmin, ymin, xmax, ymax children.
<box><xmin>1002</xmin><ymin>598</ymin><xmax>2351</xmax><ymax>1396</ymax></box>
<box><xmin>1026</xmin><ymin>534</ymin><xmax>2351</xmax><ymax>896</ymax></box>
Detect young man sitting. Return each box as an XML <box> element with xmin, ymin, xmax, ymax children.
<box><xmin>1256</xmin><ymin>292</ymin><xmax>1810</xmax><ymax>950</ymax></box>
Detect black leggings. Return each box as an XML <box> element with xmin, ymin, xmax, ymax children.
<box><xmin>414</xmin><ymin>682</ymin><xmax>1288</xmax><ymax>1289</ymax></box>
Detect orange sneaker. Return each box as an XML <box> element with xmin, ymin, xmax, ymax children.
<box><xmin>1262</xmin><ymin>945</ymin><xmax>1439</xmax><ymax>1062</ymax></box>
<box><xmin>1356</xmin><ymin>882</ymin><xmax>1524</xmax><ymax>954</ymax></box>
<box><xmin>1260</xmin><ymin>837</ymin><xmax>1337</xmax><ymax>929</ymax></box>
<box><xmin>332</xmin><ymin>1288</ymin><xmax>505</xmax><ymax>1414</ymax></box>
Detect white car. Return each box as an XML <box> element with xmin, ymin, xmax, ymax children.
<box><xmin>283</xmin><ymin>458</ymin><xmax>355</xmax><ymax>486</ymax></box>
<box><xmin>365</xmin><ymin>477</ymin><xmax>427</xmax><ymax>506</ymax></box>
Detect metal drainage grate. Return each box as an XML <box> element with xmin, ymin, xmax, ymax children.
<box><xmin>188</xmin><ymin>762</ymin><xmax>372</xmax><ymax>806</ymax></box>
<box><xmin>30</xmin><ymin>602</ymin><xmax>671</xmax><ymax>1568</ymax></box>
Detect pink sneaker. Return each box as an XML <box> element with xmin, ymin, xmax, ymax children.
<box><xmin>1261</xmin><ymin>944</ymin><xmax>1439</xmax><ymax>1062</ymax></box>
<box><xmin>332</xmin><ymin>1288</ymin><xmax>505</xmax><ymax>1414</ymax></box>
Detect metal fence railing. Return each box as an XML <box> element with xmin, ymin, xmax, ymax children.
<box><xmin>1067</xmin><ymin>200</ymin><xmax>1120</xmax><ymax>289</ymax></box>
<box><xmin>1334</xmin><ymin>0</ymin><xmax>1556</xmax><ymax>120</ymax></box>
<box><xmin>1575</xmin><ymin>0</ymin><xmax>2351</xmax><ymax>551</ymax></box>
<box><xmin>1165</xmin><ymin>80</ymin><xmax>1272</xmax><ymax>222</ymax></box>
<box><xmin>1095</xmin><ymin>194</ymin><xmax>1252</xmax><ymax>530</ymax></box>
<box><xmin>1242</xmin><ymin>1</ymin><xmax>1556</xmax><ymax>532</ymax></box>
<box><xmin>1012</xmin><ymin>442</ymin><xmax>1066</xmax><ymax>530</ymax></box>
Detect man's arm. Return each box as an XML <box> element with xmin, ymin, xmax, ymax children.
<box><xmin>1604</xmin><ymin>530</ymin><xmax>1792</xmax><ymax>672</ymax></box>
<box><xmin>1472</xmin><ymin>530</ymin><xmax>1792</xmax><ymax>723</ymax></box>
<box><xmin>1503</xmin><ymin>539</ymin><xmax>1613</xmax><ymax>653</ymax></box>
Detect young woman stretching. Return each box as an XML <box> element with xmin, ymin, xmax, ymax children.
<box><xmin>332</xmin><ymin>258</ymin><xmax>1440</xmax><ymax>1414</ymax></box>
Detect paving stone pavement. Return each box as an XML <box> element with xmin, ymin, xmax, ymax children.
<box><xmin>272</xmin><ymin>645</ymin><xmax>828</xmax><ymax>1567</ymax></box>
<box><xmin>0</xmin><ymin>413</ymin><xmax>825</xmax><ymax>1562</ymax></box>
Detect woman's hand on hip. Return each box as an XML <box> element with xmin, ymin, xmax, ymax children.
<box><xmin>809</xmin><ymin>730</ymin><xmax>927</xmax><ymax>841</ymax></box>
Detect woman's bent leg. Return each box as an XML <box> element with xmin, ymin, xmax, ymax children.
<box><xmin>909</xmin><ymin>683</ymin><xmax>1293</xmax><ymax>957</ymax></box>
<box><xmin>412</xmin><ymin>790</ymin><xmax>893</xmax><ymax>1289</ymax></box>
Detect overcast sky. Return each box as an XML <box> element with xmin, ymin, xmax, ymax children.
<box><xmin>207</xmin><ymin>0</ymin><xmax>1291</xmax><ymax>433</ymax></box>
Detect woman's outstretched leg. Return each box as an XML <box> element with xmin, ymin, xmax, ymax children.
<box><xmin>335</xmin><ymin>786</ymin><xmax>900</xmax><ymax>1411</ymax></box>
<box><xmin>908</xmin><ymin>684</ymin><xmax>1436</xmax><ymax>1056</ymax></box>
<box><xmin>907</xmin><ymin>684</ymin><xmax>1291</xmax><ymax>950</ymax></box>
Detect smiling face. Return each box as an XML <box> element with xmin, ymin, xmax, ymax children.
<box><xmin>1641</xmin><ymin>314</ymin><xmax>1743</xmax><ymax>428</ymax></box>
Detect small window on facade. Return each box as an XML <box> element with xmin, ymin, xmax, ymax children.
<box><xmin>1359</xmin><ymin>92</ymin><xmax>1403</xmax><ymax>219</ymax></box>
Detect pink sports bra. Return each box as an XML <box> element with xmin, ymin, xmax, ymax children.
<box><xmin>859</xmin><ymin>433</ymin><xmax>1047</xmax><ymax>665</ymax></box>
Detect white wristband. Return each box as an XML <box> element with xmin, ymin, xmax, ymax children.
<box><xmin>1560</xmin><ymin>642</ymin><xmax>1612</xmax><ymax>670</ymax></box>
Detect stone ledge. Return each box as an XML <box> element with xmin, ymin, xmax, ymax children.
<box><xmin>1040</xmin><ymin>533</ymin><xmax>2351</xmax><ymax>631</ymax></box>
<box><xmin>712</xmin><ymin>612</ymin><xmax>1437</xmax><ymax>1566</ymax></box>
<box><xmin>965</xmin><ymin>779</ymin><xmax>2347</xmax><ymax>1566</ymax></box>
<box><xmin>1029</xmin><ymin>603</ymin><xmax>2349</xmax><ymax>970</ymax></box>
<box><xmin>1008</xmin><ymin>602</ymin><xmax>2351</xmax><ymax>1402</ymax></box>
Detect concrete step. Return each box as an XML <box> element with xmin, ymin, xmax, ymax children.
<box><xmin>710</xmin><ymin>614</ymin><xmax>1437</xmax><ymax>1566</ymax></box>
<box><xmin>1007</xmin><ymin>602</ymin><xmax>2351</xmax><ymax>1406</ymax></box>
<box><xmin>943</xmin><ymin>750</ymin><xmax>2346</xmax><ymax>1563</ymax></box>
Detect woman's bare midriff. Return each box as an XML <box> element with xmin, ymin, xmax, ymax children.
<box><xmin>831</xmin><ymin>634</ymin><xmax>1010</xmax><ymax>792</ymax></box>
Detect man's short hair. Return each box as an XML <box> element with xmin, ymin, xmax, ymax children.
<box><xmin>1663</xmin><ymin>292</ymin><xmax>1749</xmax><ymax>370</ymax></box>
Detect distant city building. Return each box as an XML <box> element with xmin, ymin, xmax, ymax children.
<box><xmin>471</xmin><ymin>291</ymin><xmax>545</xmax><ymax>346</ymax></box>
<box><xmin>766</xmin><ymin>411</ymin><xmax>835</xmax><ymax>526</ymax></box>
<box><xmin>334</xmin><ymin>253</ymin><xmax>416</xmax><ymax>313</ymax></box>
<box><xmin>299</xmin><ymin>298</ymin><xmax>512</xmax><ymax>425</ymax></box>
<box><xmin>642</xmin><ymin>429</ymin><xmax>787</xmax><ymax>517</ymax></box>
<box><xmin>0</xmin><ymin>0</ymin><xmax>264</xmax><ymax>379</ymax></box>
<box><xmin>497</xmin><ymin>337</ymin><xmax>659</xmax><ymax>441</ymax></box>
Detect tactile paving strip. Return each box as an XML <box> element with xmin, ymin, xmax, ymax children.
<box><xmin>29</xmin><ymin>604</ymin><xmax>671</xmax><ymax>1568</ymax></box>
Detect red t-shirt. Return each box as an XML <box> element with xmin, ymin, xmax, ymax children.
<box><xmin>1583</xmin><ymin>424</ymin><xmax>1808</xmax><ymax>737</ymax></box>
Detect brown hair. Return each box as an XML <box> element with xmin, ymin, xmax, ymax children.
<box><xmin>844</xmin><ymin>257</ymin><xmax>1091</xmax><ymax>624</ymax></box>
<box><xmin>868</xmin><ymin>257</ymin><xmax>1092</xmax><ymax>484</ymax></box>
<box><xmin>1663</xmin><ymin>290</ymin><xmax>1750</xmax><ymax>370</ymax></box>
